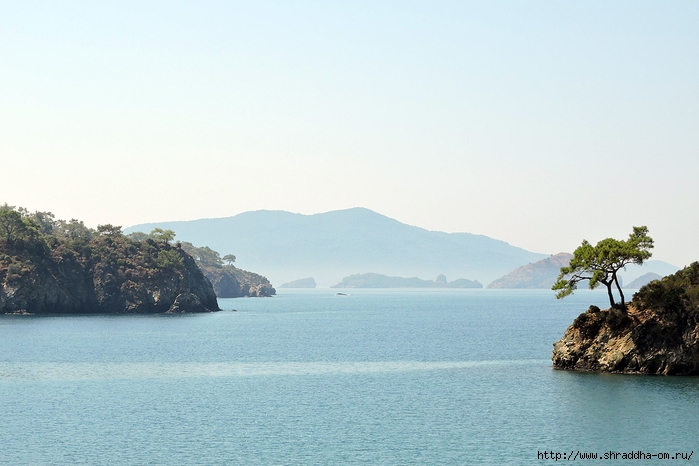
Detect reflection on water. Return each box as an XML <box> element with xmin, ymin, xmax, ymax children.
<box><xmin>0</xmin><ymin>359</ymin><xmax>547</xmax><ymax>380</ymax></box>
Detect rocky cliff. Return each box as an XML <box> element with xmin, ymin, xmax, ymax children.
<box><xmin>0</xmin><ymin>209</ymin><xmax>220</xmax><ymax>314</ymax></box>
<box><xmin>552</xmin><ymin>263</ymin><xmax>699</xmax><ymax>375</ymax></box>
<box><xmin>177</xmin><ymin>241</ymin><xmax>275</xmax><ymax>298</ymax></box>
<box><xmin>204</xmin><ymin>266</ymin><xmax>276</xmax><ymax>298</ymax></box>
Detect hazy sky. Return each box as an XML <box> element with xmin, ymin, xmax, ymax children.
<box><xmin>1</xmin><ymin>1</ymin><xmax>698</xmax><ymax>267</ymax></box>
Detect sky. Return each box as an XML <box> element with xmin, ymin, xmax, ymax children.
<box><xmin>1</xmin><ymin>1</ymin><xmax>698</xmax><ymax>267</ymax></box>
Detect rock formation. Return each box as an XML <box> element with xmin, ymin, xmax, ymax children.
<box><xmin>177</xmin><ymin>241</ymin><xmax>275</xmax><ymax>298</ymax></box>
<box><xmin>204</xmin><ymin>266</ymin><xmax>276</xmax><ymax>298</ymax></box>
<box><xmin>1</xmin><ymin>230</ymin><xmax>220</xmax><ymax>314</ymax></box>
<box><xmin>552</xmin><ymin>263</ymin><xmax>699</xmax><ymax>375</ymax></box>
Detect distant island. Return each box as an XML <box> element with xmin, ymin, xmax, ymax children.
<box><xmin>0</xmin><ymin>205</ymin><xmax>274</xmax><ymax>314</ymax></box>
<box><xmin>487</xmin><ymin>253</ymin><xmax>677</xmax><ymax>289</ymax></box>
<box><xmin>279</xmin><ymin>277</ymin><xmax>317</xmax><ymax>288</ymax></box>
<box><xmin>624</xmin><ymin>272</ymin><xmax>662</xmax><ymax>289</ymax></box>
<box><xmin>487</xmin><ymin>253</ymin><xmax>572</xmax><ymax>289</ymax></box>
<box><xmin>331</xmin><ymin>273</ymin><xmax>482</xmax><ymax>289</ymax></box>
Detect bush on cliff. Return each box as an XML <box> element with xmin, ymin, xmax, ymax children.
<box><xmin>632</xmin><ymin>262</ymin><xmax>699</xmax><ymax>315</ymax></box>
<box><xmin>177</xmin><ymin>241</ymin><xmax>275</xmax><ymax>298</ymax></box>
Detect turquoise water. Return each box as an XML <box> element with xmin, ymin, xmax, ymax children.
<box><xmin>1</xmin><ymin>289</ymin><xmax>697</xmax><ymax>464</ymax></box>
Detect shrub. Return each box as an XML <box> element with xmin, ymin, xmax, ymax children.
<box><xmin>156</xmin><ymin>250</ymin><xmax>184</xmax><ymax>270</ymax></box>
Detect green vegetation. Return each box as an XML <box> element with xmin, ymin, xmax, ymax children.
<box><xmin>553</xmin><ymin>263</ymin><xmax>699</xmax><ymax>375</ymax></box>
<box><xmin>149</xmin><ymin>228</ymin><xmax>176</xmax><ymax>245</ymax></box>
<box><xmin>0</xmin><ymin>204</ymin><xmax>186</xmax><ymax>278</ymax></box>
<box><xmin>633</xmin><ymin>262</ymin><xmax>699</xmax><ymax>315</ymax></box>
<box><xmin>174</xmin><ymin>241</ymin><xmax>274</xmax><ymax>298</ymax></box>
<box><xmin>0</xmin><ymin>205</ymin><xmax>220</xmax><ymax>314</ymax></box>
<box><xmin>178</xmin><ymin>242</ymin><xmax>224</xmax><ymax>269</ymax></box>
<box><xmin>552</xmin><ymin>226</ymin><xmax>654</xmax><ymax>311</ymax></box>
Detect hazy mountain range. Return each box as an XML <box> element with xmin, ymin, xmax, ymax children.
<box><xmin>487</xmin><ymin>253</ymin><xmax>573</xmax><ymax>289</ymax></box>
<box><xmin>486</xmin><ymin>253</ymin><xmax>678</xmax><ymax>290</ymax></box>
<box><xmin>125</xmin><ymin>208</ymin><xmax>548</xmax><ymax>287</ymax></box>
<box><xmin>126</xmin><ymin>208</ymin><xmax>680</xmax><ymax>288</ymax></box>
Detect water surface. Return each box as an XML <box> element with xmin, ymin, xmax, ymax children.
<box><xmin>1</xmin><ymin>289</ymin><xmax>697</xmax><ymax>464</ymax></box>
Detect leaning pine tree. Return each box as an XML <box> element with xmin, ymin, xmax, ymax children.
<box><xmin>552</xmin><ymin>226</ymin><xmax>654</xmax><ymax>311</ymax></box>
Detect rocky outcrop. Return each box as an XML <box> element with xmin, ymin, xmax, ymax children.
<box><xmin>1</xmin><ymin>235</ymin><xmax>220</xmax><ymax>314</ymax></box>
<box><xmin>205</xmin><ymin>266</ymin><xmax>276</xmax><ymax>298</ymax></box>
<box><xmin>177</xmin><ymin>241</ymin><xmax>276</xmax><ymax>298</ymax></box>
<box><xmin>167</xmin><ymin>292</ymin><xmax>210</xmax><ymax>313</ymax></box>
<box><xmin>552</xmin><ymin>263</ymin><xmax>699</xmax><ymax>375</ymax></box>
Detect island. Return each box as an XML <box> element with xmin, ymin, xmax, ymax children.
<box><xmin>552</xmin><ymin>262</ymin><xmax>699</xmax><ymax>375</ymax></box>
<box><xmin>487</xmin><ymin>253</ymin><xmax>573</xmax><ymax>289</ymax></box>
<box><xmin>624</xmin><ymin>272</ymin><xmax>663</xmax><ymax>289</ymax></box>
<box><xmin>0</xmin><ymin>206</ymin><xmax>274</xmax><ymax>314</ymax></box>
<box><xmin>279</xmin><ymin>277</ymin><xmax>317</xmax><ymax>288</ymax></box>
<box><xmin>331</xmin><ymin>273</ymin><xmax>482</xmax><ymax>289</ymax></box>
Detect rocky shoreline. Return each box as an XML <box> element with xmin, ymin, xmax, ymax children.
<box><xmin>552</xmin><ymin>264</ymin><xmax>699</xmax><ymax>375</ymax></box>
<box><xmin>1</xmin><ymin>239</ymin><xmax>221</xmax><ymax>315</ymax></box>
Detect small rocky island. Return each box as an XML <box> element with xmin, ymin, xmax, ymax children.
<box><xmin>0</xmin><ymin>206</ymin><xmax>274</xmax><ymax>314</ymax></box>
<box><xmin>553</xmin><ymin>263</ymin><xmax>699</xmax><ymax>375</ymax></box>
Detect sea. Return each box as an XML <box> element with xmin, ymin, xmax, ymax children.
<box><xmin>1</xmin><ymin>289</ymin><xmax>697</xmax><ymax>465</ymax></box>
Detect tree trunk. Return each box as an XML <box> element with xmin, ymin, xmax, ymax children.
<box><xmin>603</xmin><ymin>281</ymin><xmax>616</xmax><ymax>309</ymax></box>
<box><xmin>612</xmin><ymin>272</ymin><xmax>626</xmax><ymax>311</ymax></box>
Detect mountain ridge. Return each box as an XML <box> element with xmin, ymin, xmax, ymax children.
<box><xmin>125</xmin><ymin>207</ymin><xmax>549</xmax><ymax>287</ymax></box>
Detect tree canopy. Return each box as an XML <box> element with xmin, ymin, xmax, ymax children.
<box><xmin>180</xmin><ymin>242</ymin><xmax>224</xmax><ymax>268</ymax></box>
<box><xmin>552</xmin><ymin>226</ymin><xmax>654</xmax><ymax>311</ymax></box>
<box><xmin>149</xmin><ymin>228</ymin><xmax>176</xmax><ymax>244</ymax></box>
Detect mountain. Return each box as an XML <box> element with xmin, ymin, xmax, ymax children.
<box><xmin>331</xmin><ymin>273</ymin><xmax>482</xmax><ymax>289</ymax></box>
<box><xmin>487</xmin><ymin>253</ymin><xmax>572</xmax><ymax>289</ymax></box>
<box><xmin>625</xmin><ymin>272</ymin><xmax>663</xmax><ymax>289</ymax></box>
<box><xmin>487</xmin><ymin>253</ymin><xmax>679</xmax><ymax>290</ymax></box>
<box><xmin>619</xmin><ymin>260</ymin><xmax>680</xmax><ymax>283</ymax></box>
<box><xmin>125</xmin><ymin>208</ymin><xmax>547</xmax><ymax>287</ymax></box>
